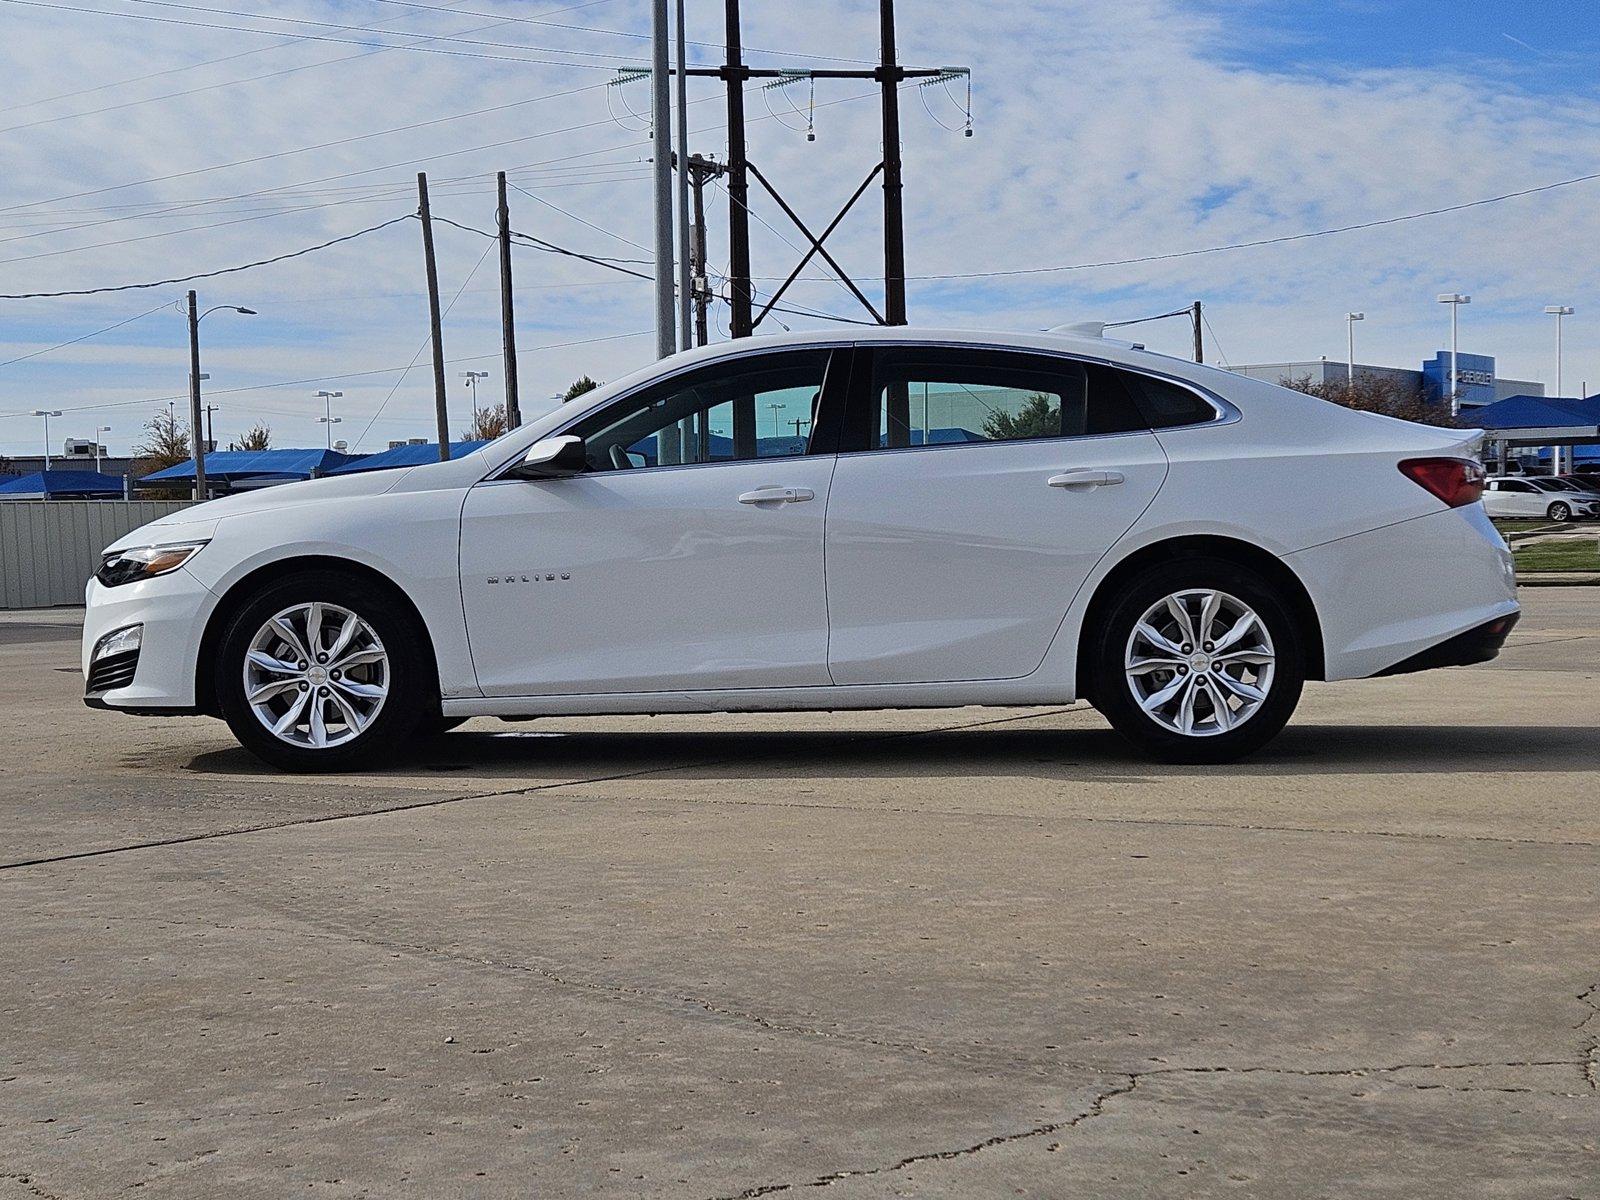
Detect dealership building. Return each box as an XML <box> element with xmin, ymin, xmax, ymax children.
<box><xmin>1231</xmin><ymin>352</ymin><xmax>1543</xmax><ymax>410</ymax></box>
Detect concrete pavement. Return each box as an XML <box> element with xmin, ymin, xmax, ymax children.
<box><xmin>0</xmin><ymin>591</ymin><xmax>1596</xmax><ymax>1198</ymax></box>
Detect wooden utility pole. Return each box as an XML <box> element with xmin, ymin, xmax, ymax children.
<box><xmin>417</xmin><ymin>173</ymin><xmax>450</xmax><ymax>459</ymax></box>
<box><xmin>687</xmin><ymin>155</ymin><xmax>724</xmax><ymax>347</ymax></box>
<box><xmin>496</xmin><ymin>172</ymin><xmax>522</xmax><ymax>429</ymax></box>
<box><xmin>878</xmin><ymin>0</ymin><xmax>906</xmax><ymax>327</ymax></box>
<box><xmin>722</xmin><ymin>0</ymin><xmax>753</xmax><ymax>340</ymax></box>
<box><xmin>1191</xmin><ymin>300</ymin><xmax>1204</xmax><ymax>364</ymax></box>
<box><xmin>186</xmin><ymin>290</ymin><xmax>206</xmax><ymax>501</ymax></box>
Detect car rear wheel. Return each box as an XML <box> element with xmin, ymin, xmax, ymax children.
<box><xmin>1089</xmin><ymin>558</ymin><xmax>1305</xmax><ymax>763</ymax></box>
<box><xmin>216</xmin><ymin>571</ymin><xmax>429</xmax><ymax>772</ymax></box>
<box><xmin>1548</xmin><ymin>501</ymin><xmax>1572</xmax><ymax>523</ymax></box>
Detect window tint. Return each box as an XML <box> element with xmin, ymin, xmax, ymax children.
<box><xmin>575</xmin><ymin>350</ymin><xmax>830</xmax><ymax>471</ymax></box>
<box><xmin>1112</xmin><ymin>368</ymin><xmax>1218</xmax><ymax>428</ymax></box>
<box><xmin>862</xmin><ymin>348</ymin><xmax>1145</xmax><ymax>450</ymax></box>
<box><xmin>1504</xmin><ymin>480</ymin><xmax>1535</xmax><ymax>492</ymax></box>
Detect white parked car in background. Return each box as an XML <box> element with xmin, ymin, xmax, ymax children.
<box><xmin>84</xmin><ymin>328</ymin><xmax>1518</xmax><ymax>769</ymax></box>
<box><xmin>1483</xmin><ymin>475</ymin><xmax>1600</xmax><ymax>522</ymax></box>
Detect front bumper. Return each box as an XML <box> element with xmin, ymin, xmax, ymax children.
<box><xmin>81</xmin><ymin>568</ymin><xmax>217</xmax><ymax>712</ymax></box>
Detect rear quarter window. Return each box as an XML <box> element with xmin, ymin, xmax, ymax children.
<box><xmin>1120</xmin><ymin>371</ymin><xmax>1218</xmax><ymax>429</ymax></box>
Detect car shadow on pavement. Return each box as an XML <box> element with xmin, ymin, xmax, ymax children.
<box><xmin>186</xmin><ymin>721</ymin><xmax>1598</xmax><ymax>779</ymax></box>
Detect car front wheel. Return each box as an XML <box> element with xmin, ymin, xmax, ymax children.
<box><xmin>215</xmin><ymin>571</ymin><xmax>429</xmax><ymax>772</ymax></box>
<box><xmin>1089</xmin><ymin>559</ymin><xmax>1305</xmax><ymax>763</ymax></box>
<box><xmin>1548</xmin><ymin>502</ymin><xmax>1571</xmax><ymax>523</ymax></box>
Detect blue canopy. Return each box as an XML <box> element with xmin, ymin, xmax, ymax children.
<box><xmin>1473</xmin><ymin>394</ymin><xmax>1600</xmax><ymax>430</ymax></box>
<box><xmin>0</xmin><ymin>469</ymin><xmax>125</xmax><ymax>498</ymax></box>
<box><xmin>140</xmin><ymin>448</ymin><xmax>359</xmax><ymax>483</ymax></box>
<box><xmin>329</xmin><ymin>440</ymin><xmax>489</xmax><ymax>474</ymax></box>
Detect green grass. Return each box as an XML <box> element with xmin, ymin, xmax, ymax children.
<box><xmin>1513</xmin><ymin>539</ymin><xmax>1600</xmax><ymax>573</ymax></box>
<box><xmin>1491</xmin><ymin>518</ymin><xmax>1554</xmax><ymax>535</ymax></box>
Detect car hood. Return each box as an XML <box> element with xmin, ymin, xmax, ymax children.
<box><xmin>102</xmin><ymin>470</ymin><xmax>408</xmax><ymax>555</ymax></box>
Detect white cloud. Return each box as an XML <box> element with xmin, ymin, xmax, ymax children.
<box><xmin>3</xmin><ymin>0</ymin><xmax>1599</xmax><ymax>456</ymax></box>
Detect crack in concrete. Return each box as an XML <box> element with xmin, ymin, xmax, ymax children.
<box><xmin>1577</xmin><ymin>982</ymin><xmax>1600</xmax><ymax>1090</ymax></box>
<box><xmin>0</xmin><ymin>1171</ymin><xmax>63</xmax><ymax>1200</ymax></box>
<box><xmin>708</xmin><ymin>1076</ymin><xmax>1142</xmax><ymax>1199</ymax></box>
<box><xmin>41</xmin><ymin>905</ymin><xmax>1598</xmax><ymax>1098</ymax></box>
<box><xmin>548</xmin><ymin>787</ymin><xmax>1600</xmax><ymax>849</ymax></box>
<box><xmin>0</xmin><ymin>708</ymin><xmax>1078</xmax><ymax>874</ymax></box>
<box><xmin>698</xmin><ymin>1056</ymin><xmax>1593</xmax><ymax>1199</ymax></box>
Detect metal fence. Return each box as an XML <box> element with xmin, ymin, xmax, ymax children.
<box><xmin>0</xmin><ymin>500</ymin><xmax>194</xmax><ymax>609</ymax></box>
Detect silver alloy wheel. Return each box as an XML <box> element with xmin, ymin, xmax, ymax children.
<box><xmin>242</xmin><ymin>602</ymin><xmax>390</xmax><ymax>749</ymax></box>
<box><xmin>1124</xmin><ymin>589</ymin><xmax>1276</xmax><ymax>738</ymax></box>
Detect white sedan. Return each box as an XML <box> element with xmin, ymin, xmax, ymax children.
<box><xmin>84</xmin><ymin>328</ymin><xmax>1518</xmax><ymax>769</ymax></box>
<box><xmin>1482</xmin><ymin>476</ymin><xmax>1600</xmax><ymax>522</ymax></box>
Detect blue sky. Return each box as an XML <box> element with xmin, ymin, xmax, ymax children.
<box><xmin>1215</xmin><ymin>0</ymin><xmax>1600</xmax><ymax>85</ymax></box>
<box><xmin>2</xmin><ymin>0</ymin><xmax>1599</xmax><ymax>458</ymax></box>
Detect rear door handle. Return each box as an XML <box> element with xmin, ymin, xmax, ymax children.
<box><xmin>1047</xmin><ymin>469</ymin><xmax>1125</xmax><ymax>489</ymax></box>
<box><xmin>738</xmin><ymin>486</ymin><xmax>815</xmax><ymax>505</ymax></box>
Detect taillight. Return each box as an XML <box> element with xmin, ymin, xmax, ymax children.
<box><xmin>1398</xmin><ymin>457</ymin><xmax>1485</xmax><ymax>508</ymax></box>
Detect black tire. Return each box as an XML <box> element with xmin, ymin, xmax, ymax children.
<box><xmin>215</xmin><ymin>569</ymin><xmax>431</xmax><ymax>772</ymax></box>
<box><xmin>1088</xmin><ymin>557</ymin><xmax>1306</xmax><ymax>764</ymax></box>
<box><xmin>1548</xmin><ymin>502</ymin><xmax>1571</xmax><ymax>523</ymax></box>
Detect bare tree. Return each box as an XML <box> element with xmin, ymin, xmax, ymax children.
<box><xmin>461</xmin><ymin>403</ymin><xmax>509</xmax><ymax>441</ymax></box>
<box><xmin>1279</xmin><ymin>373</ymin><xmax>1459</xmax><ymax>426</ymax></box>
<box><xmin>0</xmin><ymin>453</ymin><xmax>15</xmax><ymax>477</ymax></box>
<box><xmin>562</xmin><ymin>375</ymin><xmax>600</xmax><ymax>402</ymax></box>
<box><xmin>231</xmin><ymin>422</ymin><xmax>271</xmax><ymax>451</ymax></box>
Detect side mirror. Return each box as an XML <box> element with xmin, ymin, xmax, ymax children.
<box><xmin>509</xmin><ymin>434</ymin><xmax>586</xmax><ymax>479</ymax></box>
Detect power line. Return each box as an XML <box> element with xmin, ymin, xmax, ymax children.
<box><xmin>0</xmin><ymin>0</ymin><xmax>621</xmax><ymax>113</ymax></box>
<box><xmin>80</xmin><ymin>0</ymin><xmax>660</xmax><ymax>65</ymax></box>
<box><xmin>0</xmin><ymin>161</ymin><xmax>647</xmax><ymax>249</ymax></box>
<box><xmin>351</xmin><ymin>235</ymin><xmax>494</xmax><ymax>449</ymax></box>
<box><xmin>1</xmin><ymin>74</ymin><xmax>888</xmax><ymax>223</ymax></box>
<box><xmin>0</xmin><ymin>300</ymin><xmax>172</xmax><ymax>367</ymax></box>
<box><xmin>0</xmin><ymin>0</ymin><xmax>652</xmax><ymax>71</ymax></box>
<box><xmin>506</xmin><ymin>180</ymin><xmax>653</xmax><ymax>254</ymax></box>
<box><xmin>0</xmin><ymin>13</ymin><xmax>532</xmax><ymax>137</ymax></box>
<box><xmin>0</xmin><ymin>78</ymin><xmax>612</xmax><ymax>218</ymax></box>
<box><xmin>0</xmin><ymin>329</ymin><xmax>655</xmax><ymax>428</ymax></box>
<box><xmin>354</xmin><ymin>0</ymin><xmax>878</xmax><ymax>65</ymax></box>
<box><xmin>907</xmin><ymin>170</ymin><xmax>1600</xmax><ymax>280</ymax></box>
<box><xmin>1102</xmin><ymin>306</ymin><xmax>1192</xmax><ymax>328</ymax></box>
<box><xmin>0</xmin><ymin>214</ymin><xmax>414</xmax><ymax>298</ymax></box>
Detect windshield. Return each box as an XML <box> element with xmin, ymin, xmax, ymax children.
<box><xmin>1530</xmin><ymin>478</ymin><xmax>1575</xmax><ymax>492</ymax></box>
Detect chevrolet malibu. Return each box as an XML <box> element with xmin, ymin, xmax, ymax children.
<box><xmin>84</xmin><ymin>328</ymin><xmax>1519</xmax><ymax>770</ymax></box>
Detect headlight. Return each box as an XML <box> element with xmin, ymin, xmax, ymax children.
<box><xmin>96</xmin><ymin>541</ymin><xmax>208</xmax><ymax>588</ymax></box>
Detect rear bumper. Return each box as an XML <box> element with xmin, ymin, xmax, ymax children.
<box><xmin>1374</xmin><ymin>611</ymin><xmax>1519</xmax><ymax>676</ymax></box>
<box><xmin>1288</xmin><ymin>504</ymin><xmax>1518</xmax><ymax>680</ymax></box>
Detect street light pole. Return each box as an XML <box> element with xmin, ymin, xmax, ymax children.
<box><xmin>316</xmin><ymin>389</ymin><xmax>344</xmax><ymax>450</ymax></box>
<box><xmin>1437</xmin><ymin>293</ymin><xmax>1470</xmax><ymax>418</ymax></box>
<box><xmin>95</xmin><ymin>425</ymin><xmax>111</xmax><ymax>473</ymax></box>
<box><xmin>1545</xmin><ymin>305</ymin><xmax>1574</xmax><ymax>473</ymax></box>
<box><xmin>463</xmin><ymin>371</ymin><xmax>490</xmax><ymax>438</ymax></box>
<box><xmin>1345</xmin><ymin>312</ymin><xmax>1364</xmax><ymax>386</ymax></box>
<box><xmin>189</xmin><ymin>295</ymin><xmax>257</xmax><ymax>500</ymax></box>
<box><xmin>31</xmin><ymin>410</ymin><xmax>61</xmax><ymax>470</ymax></box>
<box><xmin>187</xmin><ymin>291</ymin><xmax>204</xmax><ymax>501</ymax></box>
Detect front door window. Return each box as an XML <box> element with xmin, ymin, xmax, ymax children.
<box><xmin>574</xmin><ymin>350</ymin><xmax>832</xmax><ymax>471</ymax></box>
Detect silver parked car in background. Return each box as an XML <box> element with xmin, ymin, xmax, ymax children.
<box><xmin>1482</xmin><ymin>476</ymin><xmax>1600</xmax><ymax>522</ymax></box>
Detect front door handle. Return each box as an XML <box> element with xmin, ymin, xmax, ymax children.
<box><xmin>738</xmin><ymin>486</ymin><xmax>815</xmax><ymax>505</ymax></box>
<box><xmin>1047</xmin><ymin>469</ymin><xmax>1125</xmax><ymax>490</ymax></box>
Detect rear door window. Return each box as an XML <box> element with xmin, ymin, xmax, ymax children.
<box><xmin>846</xmin><ymin>347</ymin><xmax>1148</xmax><ymax>451</ymax></box>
